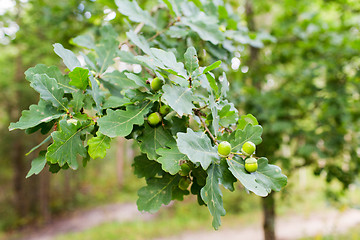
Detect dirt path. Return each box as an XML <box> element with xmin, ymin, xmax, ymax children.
<box><xmin>13</xmin><ymin>203</ymin><xmax>153</xmax><ymax>240</ymax></box>
<box><xmin>155</xmin><ymin>208</ymin><xmax>360</xmax><ymax>240</ymax></box>
<box><xmin>9</xmin><ymin>203</ymin><xmax>360</xmax><ymax>240</ymax></box>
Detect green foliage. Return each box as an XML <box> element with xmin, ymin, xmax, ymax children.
<box><xmin>97</xmin><ymin>103</ymin><xmax>152</xmax><ymax>138</ymax></box>
<box><xmin>46</xmin><ymin>120</ymin><xmax>88</xmax><ymax>169</ymax></box>
<box><xmin>8</xmin><ymin>0</ymin><xmax>289</xmax><ymax>229</ymax></box>
<box><xmin>234</xmin><ymin>0</ymin><xmax>360</xmax><ymax>191</ymax></box>
<box><xmin>9</xmin><ymin>100</ymin><xmax>63</xmax><ymax>131</ymax></box>
<box><xmin>87</xmin><ymin>133</ymin><xmax>111</xmax><ymax>159</ymax></box>
<box><xmin>69</xmin><ymin>67</ymin><xmax>90</xmax><ymax>90</ymax></box>
<box><xmin>200</xmin><ymin>164</ymin><xmax>226</xmax><ymax>229</ymax></box>
<box><xmin>156</xmin><ymin>144</ymin><xmax>184</xmax><ymax>175</ymax></box>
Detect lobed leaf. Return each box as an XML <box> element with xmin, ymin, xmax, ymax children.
<box><xmin>97</xmin><ymin>102</ymin><xmax>152</xmax><ymax>138</ymax></box>
<box><xmin>25</xmin><ymin>64</ymin><xmax>76</xmax><ymax>93</ymax></box>
<box><xmin>116</xmin><ymin>0</ymin><xmax>157</xmax><ymax>29</ymax></box>
<box><xmin>132</xmin><ymin>154</ymin><xmax>162</xmax><ymax>179</ymax></box>
<box><xmin>46</xmin><ymin>120</ymin><xmax>87</xmax><ymax>169</ymax></box>
<box><xmin>162</xmin><ymin>85</ymin><xmax>196</xmax><ymax>116</ymax></box>
<box><xmin>87</xmin><ymin>132</ymin><xmax>111</xmax><ymax>159</ymax></box>
<box><xmin>138</xmin><ymin>123</ymin><xmax>175</xmax><ymax>160</ymax></box>
<box><xmin>9</xmin><ymin>100</ymin><xmax>64</xmax><ymax>131</ymax></box>
<box><xmin>177</xmin><ymin>128</ymin><xmax>218</xmax><ymax>170</ymax></box>
<box><xmin>203</xmin><ymin>60</ymin><xmax>221</xmax><ymax>74</ymax></box>
<box><xmin>200</xmin><ymin>164</ymin><xmax>226</xmax><ymax>230</ymax></box>
<box><xmin>254</xmin><ymin>157</ymin><xmax>288</xmax><ymax>192</ymax></box>
<box><xmin>227</xmin><ymin>158</ymin><xmax>268</xmax><ymax>196</ymax></box>
<box><xmin>184</xmin><ymin>47</ymin><xmax>199</xmax><ymax>75</ymax></box>
<box><xmin>68</xmin><ymin>67</ymin><xmax>90</xmax><ymax>90</ymax></box>
<box><xmin>237</xmin><ymin>114</ymin><xmax>259</xmax><ymax>130</ymax></box>
<box><xmin>30</xmin><ymin>74</ymin><xmax>68</xmax><ymax>110</ymax></box>
<box><xmin>156</xmin><ymin>141</ymin><xmax>189</xmax><ymax>175</ymax></box>
<box><xmin>53</xmin><ymin>43</ymin><xmax>81</xmax><ymax>71</ymax></box>
<box><xmin>26</xmin><ymin>151</ymin><xmax>47</xmax><ymax>178</ymax></box>
<box><xmin>230</xmin><ymin>124</ymin><xmax>263</xmax><ymax>152</ymax></box>
<box><xmin>137</xmin><ymin>174</ymin><xmax>180</xmax><ymax>213</ymax></box>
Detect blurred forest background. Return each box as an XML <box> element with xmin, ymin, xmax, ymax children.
<box><xmin>1</xmin><ymin>0</ymin><xmax>360</xmax><ymax>239</ymax></box>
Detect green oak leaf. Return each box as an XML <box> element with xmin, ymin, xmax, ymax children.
<box><xmin>102</xmin><ymin>96</ymin><xmax>131</xmax><ymax>109</ymax></box>
<box><xmin>172</xmin><ymin>186</ymin><xmax>190</xmax><ymax>201</ymax></box>
<box><xmin>162</xmin><ymin>85</ymin><xmax>196</xmax><ymax>116</ymax></box>
<box><xmin>227</xmin><ymin>158</ymin><xmax>267</xmax><ymax>196</ymax></box>
<box><xmin>68</xmin><ymin>67</ymin><xmax>90</xmax><ymax>90</ymax></box>
<box><xmin>220</xmin><ymin>72</ymin><xmax>229</xmax><ymax>98</ymax></box>
<box><xmin>25</xmin><ymin>135</ymin><xmax>52</xmax><ymax>156</ymax></box>
<box><xmin>237</xmin><ymin>114</ymin><xmax>259</xmax><ymax>130</ymax></box>
<box><xmin>88</xmin><ymin>75</ymin><xmax>103</xmax><ymax>112</ymax></box>
<box><xmin>53</xmin><ymin>43</ymin><xmax>81</xmax><ymax>71</ymax></box>
<box><xmin>230</xmin><ymin>124</ymin><xmax>263</xmax><ymax>152</ymax></box>
<box><xmin>69</xmin><ymin>91</ymin><xmax>85</xmax><ymax>112</ymax></box>
<box><xmin>46</xmin><ymin>120</ymin><xmax>87</xmax><ymax>169</ymax></box>
<box><xmin>9</xmin><ymin>100</ymin><xmax>64</xmax><ymax>131</ymax></box>
<box><xmin>150</xmin><ymin>48</ymin><xmax>188</xmax><ymax>79</ymax></box>
<box><xmin>115</xmin><ymin>0</ymin><xmax>157</xmax><ymax>29</ymax></box>
<box><xmin>30</xmin><ymin>74</ymin><xmax>68</xmax><ymax>110</ymax></box>
<box><xmin>71</xmin><ymin>34</ymin><xmax>96</xmax><ymax>49</ymax></box>
<box><xmin>217</xmin><ymin>100</ymin><xmax>238</xmax><ymax>127</ymax></box>
<box><xmin>227</xmin><ymin>157</ymin><xmax>287</xmax><ymax>196</ymax></box>
<box><xmin>135</xmin><ymin>55</ymin><xmax>164</xmax><ymax>72</ymax></box>
<box><xmin>200</xmin><ymin>164</ymin><xmax>226</xmax><ymax>230</ymax></box>
<box><xmin>137</xmin><ymin>174</ymin><xmax>180</xmax><ymax>213</ymax></box>
<box><xmin>156</xmin><ymin>141</ymin><xmax>189</xmax><ymax>175</ymax></box>
<box><xmin>132</xmin><ymin>154</ymin><xmax>162</xmax><ymax>179</ymax></box>
<box><xmin>167</xmin><ymin>26</ymin><xmax>188</xmax><ymax>38</ymax></box>
<box><xmin>219</xmin><ymin>159</ymin><xmax>237</xmax><ymax>191</ymax></box>
<box><xmin>184</xmin><ymin>47</ymin><xmax>199</xmax><ymax>76</ymax></box>
<box><xmin>102</xmin><ymin>71</ymin><xmax>138</xmax><ymax>90</ymax></box>
<box><xmin>124</xmin><ymin>72</ymin><xmax>149</xmax><ymax>89</ymax></box>
<box><xmin>206</xmin><ymin>73</ymin><xmax>219</xmax><ymax>97</ymax></box>
<box><xmin>87</xmin><ymin>132</ymin><xmax>111</xmax><ymax>159</ymax></box>
<box><xmin>162</xmin><ymin>0</ymin><xmax>181</xmax><ymax>16</ymax></box>
<box><xmin>26</xmin><ymin>151</ymin><xmax>47</xmax><ymax>178</ymax></box>
<box><xmin>97</xmin><ymin>102</ymin><xmax>152</xmax><ymax>138</ymax></box>
<box><xmin>254</xmin><ymin>157</ymin><xmax>288</xmax><ymax>192</ymax></box>
<box><xmin>138</xmin><ymin>123</ymin><xmax>175</xmax><ymax>160</ymax></box>
<box><xmin>176</xmin><ymin>128</ymin><xmax>219</xmax><ymax>170</ymax></box>
<box><xmin>25</xmin><ymin>64</ymin><xmax>76</xmax><ymax>93</ymax></box>
<box><xmin>126</xmin><ymin>30</ymin><xmax>152</xmax><ymax>56</ymax></box>
<box><xmin>95</xmin><ymin>38</ymin><xmax>118</xmax><ymax>74</ymax></box>
<box><xmin>202</xmin><ymin>60</ymin><xmax>221</xmax><ymax>74</ymax></box>
<box><xmin>117</xmin><ymin>50</ymin><xmax>143</xmax><ymax>65</ymax></box>
<box><xmin>209</xmin><ymin>92</ymin><xmax>220</xmax><ymax>136</ymax></box>
<box><xmin>81</xmin><ymin>52</ymin><xmax>99</xmax><ymax>72</ymax></box>
<box><xmin>182</xmin><ymin>17</ymin><xmax>225</xmax><ymax>45</ymax></box>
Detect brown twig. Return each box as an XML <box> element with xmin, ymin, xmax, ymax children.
<box><xmin>147</xmin><ymin>19</ymin><xmax>178</xmax><ymax>42</ymax></box>
<box><xmin>194</xmin><ymin>109</ymin><xmax>218</xmax><ymax>145</ymax></box>
<box><xmin>194</xmin><ymin>105</ymin><xmax>208</xmax><ymax>111</ymax></box>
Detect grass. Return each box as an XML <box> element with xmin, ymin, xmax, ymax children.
<box><xmin>55</xmin><ymin>167</ymin><xmax>360</xmax><ymax>240</ymax></box>
<box><xmin>55</xmin><ymin>198</ymin><xmax>264</xmax><ymax>240</ymax></box>
<box><xmin>301</xmin><ymin>224</ymin><xmax>360</xmax><ymax>240</ymax></box>
<box><xmin>56</xmin><ymin>199</ymin><xmax>214</xmax><ymax>240</ymax></box>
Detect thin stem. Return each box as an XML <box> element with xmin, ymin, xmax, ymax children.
<box><xmin>194</xmin><ymin>110</ymin><xmax>218</xmax><ymax>146</ymax></box>
<box><xmin>232</xmin><ymin>152</ymin><xmax>245</xmax><ymax>156</ymax></box>
<box><xmin>147</xmin><ymin>19</ymin><xmax>177</xmax><ymax>42</ymax></box>
<box><xmin>193</xmin><ymin>105</ymin><xmax>208</xmax><ymax>111</ymax></box>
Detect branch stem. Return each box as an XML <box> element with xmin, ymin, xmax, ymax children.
<box><xmin>194</xmin><ymin>110</ymin><xmax>218</xmax><ymax>145</ymax></box>
<box><xmin>147</xmin><ymin>19</ymin><xmax>177</xmax><ymax>42</ymax></box>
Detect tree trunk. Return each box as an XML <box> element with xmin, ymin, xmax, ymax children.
<box><xmin>262</xmin><ymin>192</ymin><xmax>276</xmax><ymax>240</ymax></box>
<box><xmin>245</xmin><ymin>1</ymin><xmax>277</xmax><ymax>239</ymax></box>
